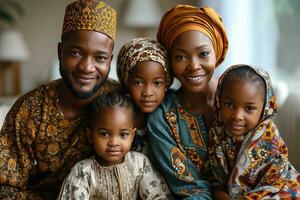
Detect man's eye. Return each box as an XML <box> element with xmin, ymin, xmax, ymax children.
<box><xmin>69</xmin><ymin>51</ymin><xmax>81</xmax><ymax>56</ymax></box>
<box><xmin>96</xmin><ymin>56</ymin><xmax>107</xmax><ymax>62</ymax></box>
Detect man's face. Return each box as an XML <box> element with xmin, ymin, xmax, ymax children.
<box><xmin>58</xmin><ymin>30</ymin><xmax>114</xmax><ymax>99</ymax></box>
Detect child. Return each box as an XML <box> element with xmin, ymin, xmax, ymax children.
<box><xmin>147</xmin><ymin>5</ymin><xmax>228</xmax><ymax>199</ymax></box>
<box><xmin>117</xmin><ymin>38</ymin><xmax>172</xmax><ymax>153</ymax></box>
<box><xmin>208</xmin><ymin>64</ymin><xmax>300</xmax><ymax>199</ymax></box>
<box><xmin>58</xmin><ymin>92</ymin><xmax>173</xmax><ymax>199</ymax></box>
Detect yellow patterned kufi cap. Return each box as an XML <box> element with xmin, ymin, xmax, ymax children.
<box><xmin>62</xmin><ymin>0</ymin><xmax>117</xmax><ymax>41</ymax></box>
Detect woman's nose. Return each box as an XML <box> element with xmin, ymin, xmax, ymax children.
<box><xmin>187</xmin><ymin>57</ymin><xmax>201</xmax><ymax>71</ymax></box>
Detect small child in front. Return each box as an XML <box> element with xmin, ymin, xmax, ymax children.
<box><xmin>209</xmin><ymin>64</ymin><xmax>300</xmax><ymax>199</ymax></box>
<box><xmin>58</xmin><ymin>92</ymin><xmax>173</xmax><ymax>199</ymax></box>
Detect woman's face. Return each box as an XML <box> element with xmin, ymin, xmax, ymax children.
<box><xmin>171</xmin><ymin>30</ymin><xmax>216</xmax><ymax>94</ymax></box>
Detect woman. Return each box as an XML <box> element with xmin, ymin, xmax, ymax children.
<box><xmin>147</xmin><ymin>5</ymin><xmax>228</xmax><ymax>199</ymax></box>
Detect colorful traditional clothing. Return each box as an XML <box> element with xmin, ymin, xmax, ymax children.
<box><xmin>58</xmin><ymin>151</ymin><xmax>173</xmax><ymax>200</ymax></box>
<box><xmin>157</xmin><ymin>5</ymin><xmax>228</xmax><ymax>67</ymax></box>
<box><xmin>208</xmin><ymin>65</ymin><xmax>300</xmax><ymax>199</ymax></box>
<box><xmin>0</xmin><ymin>79</ymin><xmax>119</xmax><ymax>199</ymax></box>
<box><xmin>147</xmin><ymin>91</ymin><xmax>213</xmax><ymax>199</ymax></box>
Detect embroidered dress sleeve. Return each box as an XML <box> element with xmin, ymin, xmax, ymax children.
<box><xmin>0</xmin><ymin>90</ymin><xmax>43</xmax><ymax>199</ymax></box>
<box><xmin>58</xmin><ymin>160</ymin><xmax>91</xmax><ymax>200</ymax></box>
<box><xmin>138</xmin><ymin>154</ymin><xmax>174</xmax><ymax>200</ymax></box>
<box><xmin>207</xmin><ymin>126</ymin><xmax>230</xmax><ymax>191</ymax></box>
<box><xmin>147</xmin><ymin>105</ymin><xmax>212</xmax><ymax>200</ymax></box>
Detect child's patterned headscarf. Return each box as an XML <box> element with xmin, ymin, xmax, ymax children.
<box><xmin>117</xmin><ymin>38</ymin><xmax>173</xmax><ymax>89</ymax></box>
<box><xmin>215</xmin><ymin>64</ymin><xmax>278</xmax><ymax>123</ymax></box>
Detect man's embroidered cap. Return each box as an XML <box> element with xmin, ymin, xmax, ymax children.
<box><xmin>62</xmin><ymin>0</ymin><xmax>117</xmax><ymax>41</ymax></box>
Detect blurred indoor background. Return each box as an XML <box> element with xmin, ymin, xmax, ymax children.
<box><xmin>0</xmin><ymin>0</ymin><xmax>299</xmax><ymax>169</ymax></box>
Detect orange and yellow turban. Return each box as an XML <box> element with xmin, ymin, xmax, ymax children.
<box><xmin>62</xmin><ymin>0</ymin><xmax>117</xmax><ymax>41</ymax></box>
<box><xmin>157</xmin><ymin>5</ymin><xmax>228</xmax><ymax>67</ymax></box>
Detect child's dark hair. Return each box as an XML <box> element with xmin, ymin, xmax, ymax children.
<box><xmin>220</xmin><ymin>65</ymin><xmax>266</xmax><ymax>98</ymax></box>
<box><xmin>86</xmin><ymin>91</ymin><xmax>134</xmax><ymax>120</ymax></box>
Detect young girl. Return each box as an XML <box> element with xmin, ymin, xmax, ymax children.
<box><xmin>209</xmin><ymin>64</ymin><xmax>300</xmax><ymax>199</ymax></box>
<box><xmin>58</xmin><ymin>92</ymin><xmax>173</xmax><ymax>199</ymax></box>
<box><xmin>147</xmin><ymin>5</ymin><xmax>228</xmax><ymax>199</ymax></box>
<box><xmin>117</xmin><ymin>38</ymin><xmax>172</xmax><ymax>153</ymax></box>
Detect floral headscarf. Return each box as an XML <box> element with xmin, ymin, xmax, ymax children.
<box><xmin>209</xmin><ymin>65</ymin><xmax>300</xmax><ymax>199</ymax></box>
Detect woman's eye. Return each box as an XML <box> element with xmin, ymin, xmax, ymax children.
<box><xmin>174</xmin><ymin>55</ymin><xmax>187</xmax><ymax>61</ymax></box>
<box><xmin>200</xmin><ymin>51</ymin><xmax>209</xmax><ymax>57</ymax></box>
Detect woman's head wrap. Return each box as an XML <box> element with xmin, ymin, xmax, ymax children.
<box><xmin>117</xmin><ymin>38</ymin><xmax>173</xmax><ymax>89</ymax></box>
<box><xmin>62</xmin><ymin>0</ymin><xmax>117</xmax><ymax>41</ymax></box>
<box><xmin>215</xmin><ymin>64</ymin><xmax>278</xmax><ymax>123</ymax></box>
<box><xmin>157</xmin><ymin>5</ymin><xmax>228</xmax><ymax>67</ymax></box>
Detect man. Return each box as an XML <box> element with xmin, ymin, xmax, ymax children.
<box><xmin>0</xmin><ymin>1</ymin><xmax>118</xmax><ymax>199</ymax></box>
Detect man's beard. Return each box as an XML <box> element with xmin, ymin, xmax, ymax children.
<box><xmin>59</xmin><ymin>64</ymin><xmax>109</xmax><ymax>100</ymax></box>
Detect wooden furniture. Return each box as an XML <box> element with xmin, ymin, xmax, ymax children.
<box><xmin>0</xmin><ymin>62</ymin><xmax>21</xmax><ymax>96</ymax></box>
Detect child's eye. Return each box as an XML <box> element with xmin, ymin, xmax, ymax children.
<box><xmin>133</xmin><ymin>79</ymin><xmax>143</xmax><ymax>86</ymax></box>
<box><xmin>199</xmin><ymin>51</ymin><xmax>209</xmax><ymax>57</ymax></box>
<box><xmin>120</xmin><ymin>132</ymin><xmax>129</xmax><ymax>139</ymax></box>
<box><xmin>246</xmin><ymin>106</ymin><xmax>257</xmax><ymax>112</ymax></box>
<box><xmin>224</xmin><ymin>101</ymin><xmax>233</xmax><ymax>109</ymax></box>
<box><xmin>154</xmin><ymin>80</ymin><xmax>164</xmax><ymax>87</ymax></box>
<box><xmin>97</xmin><ymin>131</ymin><xmax>109</xmax><ymax>137</ymax></box>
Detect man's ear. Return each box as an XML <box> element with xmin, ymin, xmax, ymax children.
<box><xmin>57</xmin><ymin>42</ymin><xmax>62</xmax><ymax>61</ymax></box>
<box><xmin>85</xmin><ymin>127</ymin><xmax>93</xmax><ymax>143</ymax></box>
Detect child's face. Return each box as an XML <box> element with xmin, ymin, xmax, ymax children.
<box><xmin>171</xmin><ymin>30</ymin><xmax>216</xmax><ymax>94</ymax></box>
<box><xmin>58</xmin><ymin>30</ymin><xmax>113</xmax><ymax>99</ymax></box>
<box><xmin>220</xmin><ymin>78</ymin><xmax>265</xmax><ymax>136</ymax></box>
<box><xmin>127</xmin><ymin>61</ymin><xmax>166</xmax><ymax>113</ymax></box>
<box><xmin>88</xmin><ymin>107</ymin><xmax>135</xmax><ymax>166</ymax></box>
